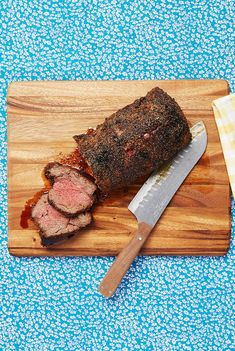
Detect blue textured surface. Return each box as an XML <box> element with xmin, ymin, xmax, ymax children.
<box><xmin>1</xmin><ymin>1</ymin><xmax>235</xmax><ymax>350</ymax></box>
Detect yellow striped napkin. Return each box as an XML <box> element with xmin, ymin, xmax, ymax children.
<box><xmin>212</xmin><ymin>94</ymin><xmax>235</xmax><ymax>198</ymax></box>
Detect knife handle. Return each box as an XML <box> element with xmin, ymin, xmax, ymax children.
<box><xmin>99</xmin><ymin>222</ymin><xmax>152</xmax><ymax>298</ymax></box>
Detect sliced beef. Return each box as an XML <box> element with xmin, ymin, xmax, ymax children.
<box><xmin>45</xmin><ymin>162</ymin><xmax>97</xmax><ymax>217</ymax></box>
<box><xmin>74</xmin><ymin>87</ymin><xmax>191</xmax><ymax>194</ymax></box>
<box><xmin>32</xmin><ymin>193</ymin><xmax>92</xmax><ymax>246</ymax></box>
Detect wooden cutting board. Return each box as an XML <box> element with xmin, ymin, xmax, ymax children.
<box><xmin>7</xmin><ymin>80</ymin><xmax>231</xmax><ymax>257</ymax></box>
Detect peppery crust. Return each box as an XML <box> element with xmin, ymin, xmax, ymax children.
<box><xmin>74</xmin><ymin>87</ymin><xmax>192</xmax><ymax>194</ymax></box>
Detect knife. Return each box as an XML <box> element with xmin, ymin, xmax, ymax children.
<box><xmin>99</xmin><ymin>121</ymin><xmax>207</xmax><ymax>298</ymax></box>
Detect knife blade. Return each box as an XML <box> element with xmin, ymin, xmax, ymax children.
<box><xmin>128</xmin><ymin>121</ymin><xmax>207</xmax><ymax>227</ymax></box>
<box><xmin>99</xmin><ymin>121</ymin><xmax>207</xmax><ymax>298</ymax></box>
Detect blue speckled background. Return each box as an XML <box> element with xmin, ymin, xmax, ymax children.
<box><xmin>1</xmin><ymin>1</ymin><xmax>235</xmax><ymax>350</ymax></box>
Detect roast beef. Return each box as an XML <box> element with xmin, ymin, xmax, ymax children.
<box><xmin>45</xmin><ymin>162</ymin><xmax>97</xmax><ymax>217</ymax></box>
<box><xmin>31</xmin><ymin>193</ymin><xmax>92</xmax><ymax>246</ymax></box>
<box><xmin>30</xmin><ymin>86</ymin><xmax>192</xmax><ymax>247</ymax></box>
<box><xmin>74</xmin><ymin>87</ymin><xmax>191</xmax><ymax>194</ymax></box>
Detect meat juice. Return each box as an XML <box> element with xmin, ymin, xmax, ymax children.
<box><xmin>20</xmin><ymin>172</ymin><xmax>51</xmax><ymax>229</ymax></box>
<box><xmin>59</xmin><ymin>147</ymin><xmax>93</xmax><ymax>176</ymax></box>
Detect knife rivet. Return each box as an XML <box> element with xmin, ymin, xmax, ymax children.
<box><xmin>138</xmin><ymin>236</ymin><xmax>142</xmax><ymax>241</ymax></box>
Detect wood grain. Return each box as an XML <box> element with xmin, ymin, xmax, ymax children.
<box><xmin>7</xmin><ymin>79</ymin><xmax>231</xmax><ymax>256</ymax></box>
